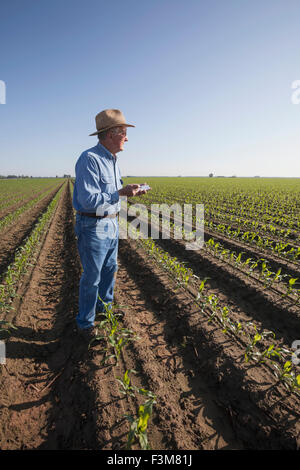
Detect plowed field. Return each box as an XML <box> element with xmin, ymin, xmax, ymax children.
<box><xmin>0</xmin><ymin>178</ymin><xmax>299</xmax><ymax>450</ymax></box>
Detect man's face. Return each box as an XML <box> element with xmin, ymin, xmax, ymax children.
<box><xmin>108</xmin><ymin>126</ymin><xmax>128</xmax><ymax>154</ymax></box>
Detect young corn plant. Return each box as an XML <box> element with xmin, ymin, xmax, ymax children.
<box><xmin>116</xmin><ymin>369</ymin><xmax>138</xmax><ymax>398</ymax></box>
<box><xmin>93</xmin><ymin>298</ymin><xmax>139</xmax><ymax>364</ymax></box>
<box><xmin>270</xmin><ymin>268</ymin><xmax>283</xmax><ymax>286</ymax></box>
<box><xmin>282</xmin><ymin>277</ymin><xmax>298</xmax><ymax>298</ymax></box>
<box><xmin>233</xmin><ymin>251</ymin><xmax>244</xmax><ymax>268</ymax></box>
<box><xmin>244</xmin><ymin>325</ymin><xmax>275</xmax><ymax>363</ymax></box>
<box><xmin>258</xmin><ymin>343</ymin><xmax>283</xmax><ymax>364</ymax></box>
<box><xmin>0</xmin><ymin>320</ymin><xmax>17</xmax><ymax>336</ymax></box>
<box><xmin>247</xmin><ymin>259</ymin><xmax>259</xmax><ymax>276</ymax></box>
<box><xmin>206</xmin><ymin>294</ymin><xmax>219</xmax><ymax>321</ymax></box>
<box><xmin>259</xmin><ymin>259</ymin><xmax>276</xmax><ymax>288</ymax></box>
<box><xmin>273</xmin><ymin>361</ymin><xmax>300</xmax><ymax>395</ymax></box>
<box><xmin>196</xmin><ymin>277</ymin><xmax>209</xmax><ymax>302</ymax></box>
<box><xmin>242</xmin><ymin>257</ymin><xmax>253</xmax><ymax>270</ymax></box>
<box><xmin>219</xmin><ymin>306</ymin><xmax>243</xmax><ymax>335</ymax></box>
<box><xmin>125</xmin><ymin>389</ymin><xmax>157</xmax><ymax>450</ymax></box>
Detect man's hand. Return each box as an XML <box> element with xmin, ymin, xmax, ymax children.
<box><xmin>136</xmin><ymin>182</ymin><xmax>151</xmax><ymax>196</ymax></box>
<box><xmin>118</xmin><ymin>183</ymin><xmax>151</xmax><ymax>197</ymax></box>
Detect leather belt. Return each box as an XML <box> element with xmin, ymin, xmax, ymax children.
<box><xmin>77</xmin><ymin>211</ymin><xmax>118</xmax><ymax>219</ymax></box>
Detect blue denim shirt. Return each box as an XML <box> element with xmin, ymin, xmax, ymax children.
<box><xmin>73</xmin><ymin>142</ymin><xmax>123</xmax><ymax>216</ymax></box>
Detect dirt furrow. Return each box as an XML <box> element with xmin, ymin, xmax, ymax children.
<box><xmin>124</xmin><ymin>208</ymin><xmax>300</xmax><ymax>346</ymax></box>
<box><xmin>0</xmin><ymin>183</ymin><xmax>64</xmax><ymax>280</ymax></box>
<box><xmin>153</xmin><ymin>236</ymin><xmax>300</xmax><ymax>347</ymax></box>
<box><xmin>115</xmin><ymin>237</ymin><xmax>300</xmax><ymax>450</ymax></box>
<box><xmin>127</xmin><ymin>199</ymin><xmax>300</xmax><ymax>280</ymax></box>
<box><xmin>205</xmin><ymin>215</ymin><xmax>300</xmax><ymax>245</ymax></box>
<box><xmin>0</xmin><ymin>183</ymin><xmax>148</xmax><ymax>450</ymax></box>
<box><xmin>204</xmin><ymin>227</ymin><xmax>300</xmax><ymax>280</ymax></box>
<box><xmin>114</xmin><ymin>255</ymin><xmax>242</xmax><ymax>450</ymax></box>
<box><xmin>0</xmin><ymin>184</ymin><xmax>61</xmax><ymax>221</ymax></box>
<box><xmin>0</xmin><ymin>182</ymin><xmax>94</xmax><ymax>449</ymax></box>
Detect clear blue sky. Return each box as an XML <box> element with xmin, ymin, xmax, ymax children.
<box><xmin>0</xmin><ymin>0</ymin><xmax>300</xmax><ymax>177</ymax></box>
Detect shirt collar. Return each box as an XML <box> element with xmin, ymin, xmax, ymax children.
<box><xmin>97</xmin><ymin>141</ymin><xmax>117</xmax><ymax>161</ymax></box>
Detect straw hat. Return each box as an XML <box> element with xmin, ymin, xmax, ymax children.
<box><xmin>89</xmin><ymin>109</ymin><xmax>135</xmax><ymax>136</ymax></box>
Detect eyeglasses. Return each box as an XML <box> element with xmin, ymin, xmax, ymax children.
<box><xmin>111</xmin><ymin>127</ymin><xmax>127</xmax><ymax>137</ymax></box>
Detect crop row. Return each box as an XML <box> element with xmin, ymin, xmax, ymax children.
<box><xmin>69</xmin><ymin>182</ymin><xmax>157</xmax><ymax>450</ymax></box>
<box><xmin>127</xmin><ymin>177</ymin><xmax>300</xmax><ymax>233</ymax></box>
<box><xmin>205</xmin><ymin>237</ymin><xmax>300</xmax><ymax>303</ymax></box>
<box><xmin>123</xmin><ymin>202</ymin><xmax>300</xmax><ymax>301</ymax></box>
<box><xmin>0</xmin><ymin>178</ymin><xmax>65</xmax><ymax>211</ymax></box>
<box><xmin>119</xmin><ymin>217</ymin><xmax>300</xmax><ymax>395</ymax></box>
<box><xmin>92</xmin><ymin>302</ymin><xmax>157</xmax><ymax>450</ymax></box>
<box><xmin>205</xmin><ymin>219</ymin><xmax>300</xmax><ymax>263</ymax></box>
<box><xmin>128</xmin><ymin>196</ymin><xmax>300</xmax><ymax>267</ymax></box>
<box><xmin>0</xmin><ymin>184</ymin><xmax>63</xmax><ymax>232</ymax></box>
<box><xmin>204</xmin><ymin>209</ymin><xmax>299</xmax><ymax>243</ymax></box>
<box><xmin>0</xmin><ymin>183</ymin><xmax>65</xmax><ymax>333</ymax></box>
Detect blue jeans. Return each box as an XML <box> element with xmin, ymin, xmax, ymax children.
<box><xmin>75</xmin><ymin>214</ymin><xmax>119</xmax><ymax>329</ymax></box>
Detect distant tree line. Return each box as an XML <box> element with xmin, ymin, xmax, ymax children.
<box><xmin>0</xmin><ymin>175</ymin><xmax>32</xmax><ymax>179</ymax></box>
<box><xmin>0</xmin><ymin>175</ymin><xmax>72</xmax><ymax>179</ymax></box>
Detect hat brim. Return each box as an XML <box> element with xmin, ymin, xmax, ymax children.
<box><xmin>89</xmin><ymin>123</ymin><xmax>135</xmax><ymax>136</ymax></box>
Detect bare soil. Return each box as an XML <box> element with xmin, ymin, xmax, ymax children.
<box><xmin>0</xmin><ymin>184</ymin><xmax>299</xmax><ymax>450</ymax></box>
<box><xmin>0</xmin><ymin>184</ymin><xmax>63</xmax><ymax>279</ymax></box>
<box><xmin>0</xmin><ymin>184</ymin><xmax>61</xmax><ymax>221</ymax></box>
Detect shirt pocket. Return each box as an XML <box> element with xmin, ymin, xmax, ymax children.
<box><xmin>100</xmin><ymin>174</ymin><xmax>115</xmax><ymax>193</ymax></box>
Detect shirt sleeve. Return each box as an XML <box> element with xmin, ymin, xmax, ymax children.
<box><xmin>75</xmin><ymin>154</ymin><xmax>119</xmax><ymax>211</ymax></box>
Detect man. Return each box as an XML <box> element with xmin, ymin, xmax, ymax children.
<box><xmin>73</xmin><ymin>109</ymin><xmax>147</xmax><ymax>341</ymax></box>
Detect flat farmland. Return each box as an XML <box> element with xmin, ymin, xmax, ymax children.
<box><xmin>0</xmin><ymin>176</ymin><xmax>299</xmax><ymax>450</ymax></box>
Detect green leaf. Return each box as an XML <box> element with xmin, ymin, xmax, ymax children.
<box><xmin>138</xmin><ymin>431</ymin><xmax>150</xmax><ymax>450</ymax></box>
<box><xmin>137</xmin><ymin>405</ymin><xmax>150</xmax><ymax>433</ymax></box>
<box><xmin>254</xmin><ymin>333</ymin><xmax>261</xmax><ymax>343</ymax></box>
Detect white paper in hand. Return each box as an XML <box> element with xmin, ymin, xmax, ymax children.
<box><xmin>139</xmin><ymin>184</ymin><xmax>151</xmax><ymax>191</ymax></box>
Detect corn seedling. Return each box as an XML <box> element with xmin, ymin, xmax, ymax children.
<box><xmin>116</xmin><ymin>369</ymin><xmax>138</xmax><ymax>397</ymax></box>
<box><xmin>258</xmin><ymin>343</ymin><xmax>282</xmax><ymax>364</ymax></box>
<box><xmin>283</xmin><ymin>277</ymin><xmax>298</xmax><ymax>297</ymax></box>
<box><xmin>273</xmin><ymin>361</ymin><xmax>300</xmax><ymax>394</ymax></box>
<box><xmin>244</xmin><ymin>325</ymin><xmax>275</xmax><ymax>363</ymax></box>
<box><xmin>93</xmin><ymin>297</ymin><xmax>139</xmax><ymax>364</ymax></box>
<box><xmin>125</xmin><ymin>391</ymin><xmax>157</xmax><ymax>450</ymax></box>
<box><xmin>0</xmin><ymin>319</ymin><xmax>17</xmax><ymax>335</ymax></box>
